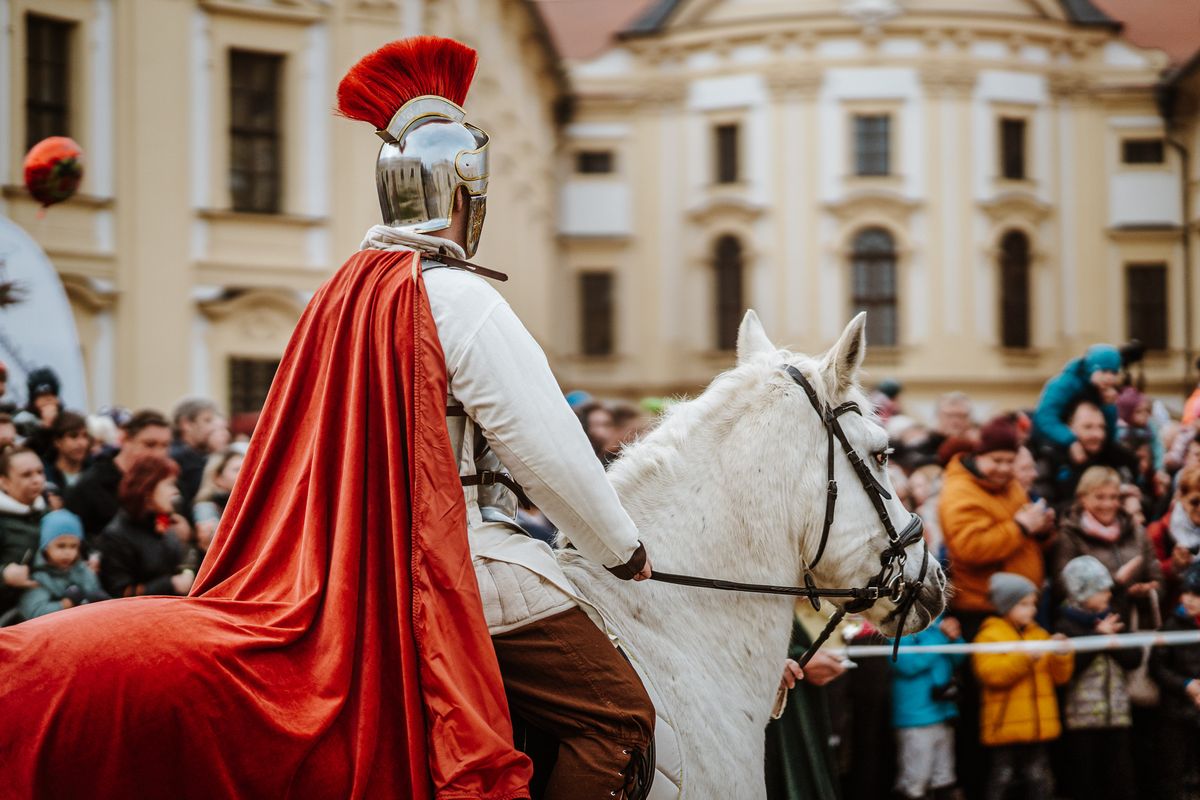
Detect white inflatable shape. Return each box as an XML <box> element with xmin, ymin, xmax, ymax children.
<box><xmin>0</xmin><ymin>215</ymin><xmax>88</xmax><ymax>410</ymax></box>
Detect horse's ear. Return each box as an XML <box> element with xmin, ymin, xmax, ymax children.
<box><xmin>736</xmin><ymin>310</ymin><xmax>775</xmax><ymax>365</ymax></box>
<box><xmin>822</xmin><ymin>313</ymin><xmax>868</xmax><ymax>392</ymax></box>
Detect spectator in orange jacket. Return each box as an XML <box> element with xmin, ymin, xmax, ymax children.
<box><xmin>941</xmin><ymin>416</ymin><xmax>1056</xmax><ymax>639</ymax></box>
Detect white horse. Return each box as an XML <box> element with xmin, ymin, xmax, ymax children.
<box><xmin>558</xmin><ymin>311</ymin><xmax>948</xmax><ymax>799</ymax></box>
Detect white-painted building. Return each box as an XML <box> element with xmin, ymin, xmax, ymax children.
<box><xmin>547</xmin><ymin>0</ymin><xmax>1197</xmax><ymax>416</ymax></box>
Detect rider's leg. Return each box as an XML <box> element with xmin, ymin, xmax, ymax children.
<box><xmin>492</xmin><ymin>606</ymin><xmax>654</xmax><ymax>800</ymax></box>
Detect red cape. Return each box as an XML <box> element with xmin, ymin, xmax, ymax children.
<box><xmin>0</xmin><ymin>250</ymin><xmax>533</xmax><ymax>799</ymax></box>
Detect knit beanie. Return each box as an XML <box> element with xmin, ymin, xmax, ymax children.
<box><xmin>1061</xmin><ymin>555</ymin><xmax>1114</xmax><ymax>605</ymax></box>
<box><xmin>975</xmin><ymin>417</ymin><xmax>1019</xmax><ymax>455</ymax></box>
<box><xmin>1181</xmin><ymin>562</ymin><xmax>1200</xmax><ymax>596</ymax></box>
<box><xmin>1115</xmin><ymin>386</ymin><xmax>1147</xmax><ymax>424</ymax></box>
<box><xmin>1083</xmin><ymin>344</ymin><xmax>1121</xmax><ymax>375</ymax></box>
<box><xmin>988</xmin><ymin>572</ymin><xmax>1037</xmax><ymax>615</ymax></box>
<box><xmin>40</xmin><ymin>509</ymin><xmax>83</xmax><ymax>551</ymax></box>
<box><xmin>26</xmin><ymin>366</ymin><xmax>60</xmax><ymax>400</ymax></box>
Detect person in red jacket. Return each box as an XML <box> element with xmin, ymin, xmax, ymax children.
<box><xmin>1147</xmin><ymin>464</ymin><xmax>1200</xmax><ymax>609</ymax></box>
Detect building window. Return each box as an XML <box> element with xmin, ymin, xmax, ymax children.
<box><xmin>579</xmin><ymin>272</ymin><xmax>615</xmax><ymax>356</ymax></box>
<box><xmin>229</xmin><ymin>357</ymin><xmax>280</xmax><ymax>415</ymax></box>
<box><xmin>853</xmin><ymin>114</ymin><xmax>890</xmax><ymax>177</ymax></box>
<box><xmin>576</xmin><ymin>151</ymin><xmax>614</xmax><ymax>174</ymax></box>
<box><xmin>714</xmin><ymin>235</ymin><xmax>744</xmax><ymax>350</ymax></box>
<box><xmin>850</xmin><ymin>228</ymin><xmax>898</xmax><ymax>347</ymax></box>
<box><xmin>1000</xmin><ymin>118</ymin><xmax>1026</xmax><ymax>180</ymax></box>
<box><xmin>1122</xmin><ymin>138</ymin><xmax>1165</xmax><ymax>165</ymax></box>
<box><xmin>1126</xmin><ymin>263</ymin><xmax>1167</xmax><ymax>351</ymax></box>
<box><xmin>999</xmin><ymin>231</ymin><xmax>1031</xmax><ymax>348</ymax></box>
<box><xmin>229</xmin><ymin>50</ymin><xmax>283</xmax><ymax>214</ymax></box>
<box><xmin>25</xmin><ymin>14</ymin><xmax>73</xmax><ymax>151</ymax></box>
<box><xmin>714</xmin><ymin>123</ymin><xmax>740</xmax><ymax>184</ymax></box>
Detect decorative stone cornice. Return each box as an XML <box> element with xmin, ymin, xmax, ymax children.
<box><xmin>633</xmin><ymin>78</ymin><xmax>688</xmax><ymax>111</ymax></box>
<box><xmin>198</xmin><ymin>289</ymin><xmax>306</xmax><ymax>332</ymax></box>
<box><xmin>766</xmin><ymin>67</ymin><xmax>823</xmax><ymax>101</ymax></box>
<box><xmin>979</xmin><ymin>191</ymin><xmax>1053</xmax><ymax>225</ymax></box>
<box><xmin>823</xmin><ymin>189</ymin><xmax>921</xmax><ymax>227</ymax></box>
<box><xmin>919</xmin><ymin>64</ymin><xmax>977</xmax><ymax>99</ymax></box>
<box><xmin>1048</xmin><ymin>70</ymin><xmax>1091</xmax><ymax>102</ymax></box>
<box><xmin>686</xmin><ymin>195</ymin><xmax>768</xmax><ymax>227</ymax></box>
<box><xmin>58</xmin><ymin>274</ymin><xmax>116</xmax><ymax>312</ymax></box>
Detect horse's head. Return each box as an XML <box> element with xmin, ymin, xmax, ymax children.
<box><xmin>733</xmin><ymin>310</ymin><xmax>947</xmax><ymax>638</ymax></box>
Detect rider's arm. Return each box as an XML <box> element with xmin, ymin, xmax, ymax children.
<box><xmin>427</xmin><ymin>271</ymin><xmax>641</xmax><ymax>570</ymax></box>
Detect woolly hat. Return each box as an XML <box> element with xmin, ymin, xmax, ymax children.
<box><xmin>976</xmin><ymin>416</ymin><xmax>1019</xmax><ymax>455</ymax></box>
<box><xmin>988</xmin><ymin>572</ymin><xmax>1037</xmax><ymax>615</ymax></box>
<box><xmin>1083</xmin><ymin>344</ymin><xmax>1121</xmax><ymax>375</ymax></box>
<box><xmin>876</xmin><ymin>378</ymin><xmax>903</xmax><ymax>399</ymax></box>
<box><xmin>1062</xmin><ymin>555</ymin><xmax>1114</xmax><ymax>605</ymax></box>
<box><xmin>40</xmin><ymin>509</ymin><xmax>83</xmax><ymax>551</ymax></box>
<box><xmin>1115</xmin><ymin>386</ymin><xmax>1147</xmax><ymax>424</ymax></box>
<box><xmin>1181</xmin><ymin>562</ymin><xmax>1200</xmax><ymax>596</ymax></box>
<box><xmin>26</xmin><ymin>367</ymin><xmax>60</xmax><ymax>400</ymax></box>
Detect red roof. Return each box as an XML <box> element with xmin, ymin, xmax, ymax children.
<box><xmin>1081</xmin><ymin>0</ymin><xmax>1200</xmax><ymax>64</ymax></box>
<box><xmin>535</xmin><ymin>0</ymin><xmax>1200</xmax><ymax>65</ymax></box>
<box><xmin>534</xmin><ymin>0</ymin><xmax>659</xmax><ymax>60</ymax></box>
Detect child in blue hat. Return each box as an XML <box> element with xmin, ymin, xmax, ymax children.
<box><xmin>18</xmin><ymin>509</ymin><xmax>109</xmax><ymax>620</ymax></box>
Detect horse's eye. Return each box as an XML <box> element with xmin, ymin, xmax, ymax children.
<box><xmin>875</xmin><ymin>447</ymin><xmax>893</xmax><ymax>468</ymax></box>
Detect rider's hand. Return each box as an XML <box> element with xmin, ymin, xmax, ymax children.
<box><xmin>633</xmin><ymin>551</ymin><xmax>653</xmax><ymax>582</ymax></box>
<box><xmin>606</xmin><ymin>542</ymin><xmax>650</xmax><ymax>581</ymax></box>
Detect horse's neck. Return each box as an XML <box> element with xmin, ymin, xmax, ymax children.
<box><xmin>598</xmin><ymin>429</ymin><xmax>806</xmax><ymax>704</ymax></box>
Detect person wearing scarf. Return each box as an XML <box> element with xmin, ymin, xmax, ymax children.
<box><xmin>1052</xmin><ymin>465</ymin><xmax>1162</xmax><ymax>626</ymax></box>
<box><xmin>1147</xmin><ymin>463</ymin><xmax>1200</xmax><ymax>609</ymax></box>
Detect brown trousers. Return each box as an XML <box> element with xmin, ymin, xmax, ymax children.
<box><xmin>492</xmin><ymin>607</ymin><xmax>655</xmax><ymax>800</ymax></box>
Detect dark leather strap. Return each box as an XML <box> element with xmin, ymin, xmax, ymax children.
<box><xmin>423</xmin><ymin>252</ymin><xmax>509</xmax><ymax>282</ymax></box>
<box><xmin>446</xmin><ymin>404</ymin><xmax>468</xmax><ymax>417</ymax></box>
<box><xmin>460</xmin><ymin>470</ymin><xmax>532</xmax><ymax>508</ymax></box>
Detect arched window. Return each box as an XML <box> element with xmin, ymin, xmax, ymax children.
<box><xmin>851</xmin><ymin>227</ymin><xmax>897</xmax><ymax>347</ymax></box>
<box><xmin>714</xmin><ymin>235</ymin><xmax>744</xmax><ymax>351</ymax></box>
<box><xmin>999</xmin><ymin>230</ymin><xmax>1031</xmax><ymax>348</ymax></box>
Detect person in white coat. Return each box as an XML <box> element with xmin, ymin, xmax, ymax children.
<box><xmin>343</xmin><ymin>37</ymin><xmax>655</xmax><ymax>799</ymax></box>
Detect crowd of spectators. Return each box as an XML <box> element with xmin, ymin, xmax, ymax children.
<box><xmin>2</xmin><ymin>345</ymin><xmax>1199</xmax><ymax>800</ymax></box>
<box><xmin>0</xmin><ymin>363</ymin><xmax>247</xmax><ymax>628</ymax></box>
<box><xmin>772</xmin><ymin>344</ymin><xmax>1200</xmax><ymax>800</ymax></box>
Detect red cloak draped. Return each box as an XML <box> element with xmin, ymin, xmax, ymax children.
<box><xmin>0</xmin><ymin>250</ymin><xmax>533</xmax><ymax>799</ymax></box>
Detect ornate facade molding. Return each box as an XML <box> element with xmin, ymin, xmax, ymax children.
<box><xmin>766</xmin><ymin>67</ymin><xmax>823</xmax><ymax>102</ymax></box>
<box><xmin>919</xmin><ymin>63</ymin><xmax>977</xmax><ymax>99</ymax></box>
<box><xmin>979</xmin><ymin>191</ymin><xmax>1054</xmax><ymax>226</ymax></box>
<box><xmin>823</xmin><ymin>189</ymin><xmax>922</xmax><ymax>226</ymax></box>
<box><xmin>685</xmin><ymin>196</ymin><xmax>768</xmax><ymax>228</ymax></box>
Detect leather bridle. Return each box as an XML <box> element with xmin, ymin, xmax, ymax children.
<box><xmin>649</xmin><ymin>364</ymin><xmax>931</xmax><ymax>665</ymax></box>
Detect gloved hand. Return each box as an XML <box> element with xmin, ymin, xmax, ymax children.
<box><xmin>606</xmin><ymin>542</ymin><xmax>651</xmax><ymax>581</ymax></box>
<box><xmin>62</xmin><ymin>585</ymin><xmax>85</xmax><ymax>605</ymax></box>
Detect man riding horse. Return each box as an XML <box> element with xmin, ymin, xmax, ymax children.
<box><xmin>341</xmin><ymin>36</ymin><xmax>658</xmax><ymax>798</ymax></box>
<box><xmin>0</xmin><ymin>36</ymin><xmax>652</xmax><ymax>800</ymax></box>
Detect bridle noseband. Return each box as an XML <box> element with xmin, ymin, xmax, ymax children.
<box><xmin>649</xmin><ymin>364</ymin><xmax>931</xmax><ymax>665</ymax></box>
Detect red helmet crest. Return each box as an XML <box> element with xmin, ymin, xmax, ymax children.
<box><xmin>336</xmin><ymin>36</ymin><xmax>478</xmax><ymax>129</ymax></box>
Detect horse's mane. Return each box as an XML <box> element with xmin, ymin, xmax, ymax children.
<box><xmin>608</xmin><ymin>348</ymin><xmax>871</xmax><ymax>498</ymax></box>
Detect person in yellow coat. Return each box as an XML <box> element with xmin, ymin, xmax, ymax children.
<box><xmin>973</xmin><ymin>572</ymin><xmax>1074</xmax><ymax>800</ymax></box>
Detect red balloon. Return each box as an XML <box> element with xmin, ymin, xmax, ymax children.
<box><xmin>24</xmin><ymin>136</ymin><xmax>84</xmax><ymax>208</ymax></box>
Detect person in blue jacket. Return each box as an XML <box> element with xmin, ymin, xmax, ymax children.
<box><xmin>1032</xmin><ymin>344</ymin><xmax>1122</xmax><ymax>455</ymax></box>
<box><xmin>891</xmin><ymin>615</ymin><xmax>967</xmax><ymax>800</ymax></box>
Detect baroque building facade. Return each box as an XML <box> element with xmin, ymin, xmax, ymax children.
<box><xmin>3</xmin><ymin>0</ymin><xmax>564</xmax><ymax>417</ymax></box>
<box><xmin>550</xmin><ymin>0</ymin><xmax>1199</xmax><ymax>415</ymax></box>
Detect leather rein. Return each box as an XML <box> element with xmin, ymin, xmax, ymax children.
<box><xmin>649</xmin><ymin>364</ymin><xmax>930</xmax><ymax>666</ymax></box>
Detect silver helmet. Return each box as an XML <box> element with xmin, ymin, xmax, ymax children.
<box><xmin>374</xmin><ymin>95</ymin><xmax>489</xmax><ymax>257</ymax></box>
